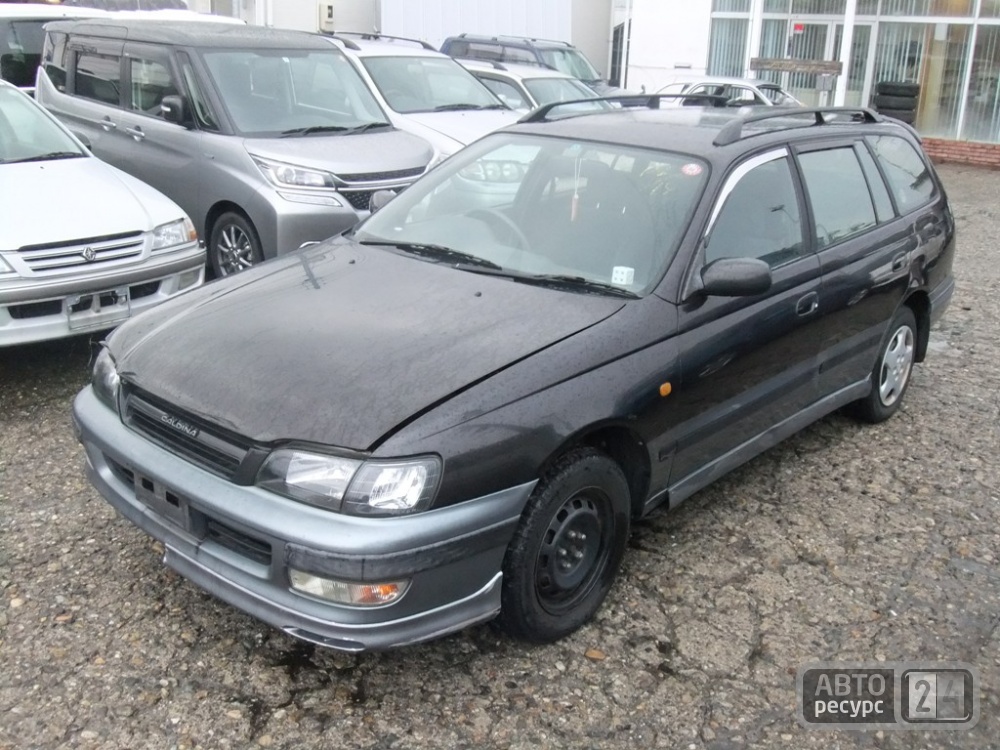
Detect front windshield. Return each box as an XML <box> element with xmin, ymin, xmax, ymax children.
<box><xmin>353</xmin><ymin>133</ymin><xmax>708</xmax><ymax>297</ymax></box>
<box><xmin>538</xmin><ymin>48</ymin><xmax>601</xmax><ymax>83</ymax></box>
<box><xmin>363</xmin><ymin>56</ymin><xmax>504</xmax><ymax>114</ymax></box>
<box><xmin>202</xmin><ymin>48</ymin><xmax>389</xmax><ymax>136</ymax></box>
<box><xmin>1</xmin><ymin>21</ymin><xmax>46</xmax><ymax>88</ymax></box>
<box><xmin>759</xmin><ymin>84</ymin><xmax>801</xmax><ymax>106</ymax></box>
<box><xmin>524</xmin><ymin>77</ymin><xmax>606</xmax><ymax>112</ymax></box>
<box><xmin>0</xmin><ymin>84</ymin><xmax>86</xmax><ymax>163</ymax></box>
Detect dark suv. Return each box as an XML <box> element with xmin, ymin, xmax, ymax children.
<box><xmin>440</xmin><ymin>33</ymin><xmax>614</xmax><ymax>94</ymax></box>
<box><xmin>74</xmin><ymin>100</ymin><xmax>955</xmax><ymax>651</ymax></box>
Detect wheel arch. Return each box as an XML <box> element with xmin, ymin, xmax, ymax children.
<box><xmin>204</xmin><ymin>200</ymin><xmax>253</xmax><ymax>243</ymax></box>
<box><xmin>536</xmin><ymin>423</ymin><xmax>651</xmax><ymax>520</ymax></box>
<box><xmin>903</xmin><ymin>289</ymin><xmax>931</xmax><ymax>363</ymax></box>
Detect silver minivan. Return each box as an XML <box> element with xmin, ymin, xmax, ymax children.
<box><xmin>36</xmin><ymin>20</ymin><xmax>434</xmax><ymax>276</ymax></box>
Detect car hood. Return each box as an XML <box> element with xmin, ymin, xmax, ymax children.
<box><xmin>1</xmin><ymin>157</ymin><xmax>182</xmax><ymax>249</ymax></box>
<box><xmin>111</xmin><ymin>239</ymin><xmax>625</xmax><ymax>450</ymax></box>
<box><xmin>244</xmin><ymin>129</ymin><xmax>432</xmax><ymax>177</ymax></box>
<box><xmin>403</xmin><ymin>110</ymin><xmax>519</xmax><ymax>147</ymax></box>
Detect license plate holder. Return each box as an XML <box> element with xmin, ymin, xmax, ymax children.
<box><xmin>134</xmin><ymin>472</ymin><xmax>189</xmax><ymax>530</ymax></box>
<box><xmin>66</xmin><ymin>286</ymin><xmax>131</xmax><ymax>331</ymax></box>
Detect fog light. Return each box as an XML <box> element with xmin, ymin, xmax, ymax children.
<box><xmin>177</xmin><ymin>268</ymin><xmax>202</xmax><ymax>291</ymax></box>
<box><xmin>289</xmin><ymin>569</ymin><xmax>410</xmax><ymax>606</ymax></box>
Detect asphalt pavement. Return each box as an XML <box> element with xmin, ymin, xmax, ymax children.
<box><xmin>1</xmin><ymin>164</ymin><xmax>998</xmax><ymax>749</ymax></box>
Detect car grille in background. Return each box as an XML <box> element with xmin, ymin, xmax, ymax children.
<box><xmin>337</xmin><ymin>166</ymin><xmax>426</xmax><ymax>212</ymax></box>
<box><xmin>18</xmin><ymin>232</ymin><xmax>144</xmax><ymax>273</ymax></box>
<box><xmin>123</xmin><ymin>388</ymin><xmax>250</xmax><ymax>480</ymax></box>
<box><xmin>338</xmin><ymin>166</ymin><xmax>425</xmax><ymax>182</ymax></box>
<box><xmin>340</xmin><ymin>190</ymin><xmax>375</xmax><ymax>212</ymax></box>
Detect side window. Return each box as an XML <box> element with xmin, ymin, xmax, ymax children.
<box><xmin>855</xmin><ymin>143</ymin><xmax>895</xmax><ymax>223</ymax></box>
<box><xmin>480</xmin><ymin>77</ymin><xmax>527</xmax><ymax>109</ymax></box>
<box><xmin>129</xmin><ymin>57</ymin><xmax>176</xmax><ymax>116</ymax></box>
<box><xmin>74</xmin><ymin>50</ymin><xmax>122</xmax><ymax>106</ymax></box>
<box><xmin>868</xmin><ymin>135</ymin><xmax>934</xmax><ymax>212</ymax></box>
<box><xmin>728</xmin><ymin>86</ymin><xmax>761</xmax><ymax>105</ymax></box>
<box><xmin>466</xmin><ymin>42</ymin><xmax>503</xmax><ymax>63</ymax></box>
<box><xmin>42</xmin><ymin>32</ymin><xmax>68</xmax><ymax>91</ymax></box>
<box><xmin>705</xmin><ymin>155</ymin><xmax>805</xmax><ymax>268</ymax></box>
<box><xmin>178</xmin><ymin>53</ymin><xmax>218</xmax><ymax>130</ymax></box>
<box><xmin>798</xmin><ymin>147</ymin><xmax>877</xmax><ymax>249</ymax></box>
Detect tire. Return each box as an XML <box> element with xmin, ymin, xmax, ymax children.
<box><xmin>874</xmin><ymin>94</ymin><xmax>917</xmax><ymax>110</ymax></box>
<box><xmin>875</xmin><ymin>81</ymin><xmax>920</xmax><ymax>98</ymax></box>
<box><xmin>877</xmin><ymin>108</ymin><xmax>916</xmax><ymax>125</ymax></box>
<box><xmin>851</xmin><ymin>306</ymin><xmax>917</xmax><ymax>424</ymax></box>
<box><xmin>209</xmin><ymin>211</ymin><xmax>263</xmax><ymax>278</ymax></box>
<box><xmin>495</xmin><ymin>448</ymin><xmax>631</xmax><ymax>643</ymax></box>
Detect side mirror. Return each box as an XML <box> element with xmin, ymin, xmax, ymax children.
<box><xmin>700</xmin><ymin>257</ymin><xmax>772</xmax><ymax>297</ymax></box>
<box><xmin>369</xmin><ymin>189</ymin><xmax>397</xmax><ymax>213</ymax></box>
<box><xmin>72</xmin><ymin>131</ymin><xmax>92</xmax><ymax>150</ymax></box>
<box><xmin>160</xmin><ymin>94</ymin><xmax>188</xmax><ymax>125</ymax></box>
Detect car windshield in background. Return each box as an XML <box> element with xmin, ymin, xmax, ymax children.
<box><xmin>0</xmin><ymin>84</ymin><xmax>85</xmax><ymax>163</ymax></box>
<box><xmin>201</xmin><ymin>48</ymin><xmax>389</xmax><ymax>136</ymax></box>
<box><xmin>353</xmin><ymin>133</ymin><xmax>708</xmax><ymax>296</ymax></box>
<box><xmin>760</xmin><ymin>84</ymin><xmax>801</xmax><ymax>105</ymax></box>
<box><xmin>1</xmin><ymin>20</ymin><xmax>46</xmax><ymax>88</ymax></box>
<box><xmin>362</xmin><ymin>56</ymin><xmax>503</xmax><ymax>114</ymax></box>
<box><xmin>538</xmin><ymin>48</ymin><xmax>601</xmax><ymax>83</ymax></box>
<box><xmin>524</xmin><ymin>77</ymin><xmax>605</xmax><ymax>110</ymax></box>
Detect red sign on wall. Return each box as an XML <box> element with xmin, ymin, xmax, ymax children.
<box><xmin>793</xmin><ymin>22</ymin><xmax>805</xmax><ymax>34</ymax></box>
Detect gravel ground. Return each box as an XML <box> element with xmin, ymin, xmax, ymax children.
<box><xmin>1</xmin><ymin>163</ymin><xmax>998</xmax><ymax>750</ymax></box>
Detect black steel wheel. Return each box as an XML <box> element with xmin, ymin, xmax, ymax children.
<box><xmin>495</xmin><ymin>448</ymin><xmax>631</xmax><ymax>642</ymax></box>
<box><xmin>850</xmin><ymin>306</ymin><xmax>917</xmax><ymax>424</ymax></box>
<box><xmin>209</xmin><ymin>211</ymin><xmax>263</xmax><ymax>277</ymax></box>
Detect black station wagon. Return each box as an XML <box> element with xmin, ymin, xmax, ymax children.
<box><xmin>74</xmin><ymin>100</ymin><xmax>955</xmax><ymax>651</ymax></box>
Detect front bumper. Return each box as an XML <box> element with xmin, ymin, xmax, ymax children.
<box><xmin>73</xmin><ymin>386</ymin><xmax>534</xmax><ymax>651</ymax></box>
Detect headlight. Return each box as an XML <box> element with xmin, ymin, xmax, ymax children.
<box><xmin>252</xmin><ymin>156</ymin><xmax>337</xmax><ymax>189</ymax></box>
<box><xmin>151</xmin><ymin>218</ymin><xmax>197</xmax><ymax>250</ymax></box>
<box><xmin>256</xmin><ymin>450</ymin><xmax>441</xmax><ymax>516</ymax></box>
<box><xmin>92</xmin><ymin>347</ymin><xmax>120</xmax><ymax>411</ymax></box>
<box><xmin>458</xmin><ymin>160</ymin><xmax>526</xmax><ymax>182</ymax></box>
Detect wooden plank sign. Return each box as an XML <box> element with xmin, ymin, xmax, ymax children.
<box><xmin>750</xmin><ymin>57</ymin><xmax>843</xmax><ymax>75</ymax></box>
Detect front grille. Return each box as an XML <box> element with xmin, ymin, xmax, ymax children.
<box><xmin>123</xmin><ymin>389</ymin><xmax>249</xmax><ymax>480</ymax></box>
<box><xmin>130</xmin><ymin>281</ymin><xmax>160</xmax><ymax>300</ymax></box>
<box><xmin>339</xmin><ymin>166</ymin><xmax>425</xmax><ymax>182</ymax></box>
<box><xmin>18</xmin><ymin>231</ymin><xmax>144</xmax><ymax>274</ymax></box>
<box><xmin>205</xmin><ymin>518</ymin><xmax>272</xmax><ymax>566</ymax></box>
<box><xmin>341</xmin><ymin>190</ymin><xmax>373</xmax><ymax>212</ymax></box>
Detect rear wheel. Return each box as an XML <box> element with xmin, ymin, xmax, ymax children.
<box><xmin>209</xmin><ymin>211</ymin><xmax>262</xmax><ymax>277</ymax></box>
<box><xmin>851</xmin><ymin>306</ymin><xmax>917</xmax><ymax>423</ymax></box>
<box><xmin>495</xmin><ymin>448</ymin><xmax>631</xmax><ymax>643</ymax></box>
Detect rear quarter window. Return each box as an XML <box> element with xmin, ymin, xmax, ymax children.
<box><xmin>867</xmin><ymin>135</ymin><xmax>935</xmax><ymax>213</ymax></box>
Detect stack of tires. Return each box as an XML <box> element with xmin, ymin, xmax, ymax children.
<box><xmin>872</xmin><ymin>81</ymin><xmax>920</xmax><ymax>125</ymax></box>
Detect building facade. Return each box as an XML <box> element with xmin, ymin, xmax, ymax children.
<box><xmin>626</xmin><ymin>0</ymin><xmax>1000</xmax><ymax>153</ymax></box>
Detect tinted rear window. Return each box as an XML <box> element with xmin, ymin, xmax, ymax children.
<box><xmin>867</xmin><ymin>135</ymin><xmax>934</xmax><ymax>213</ymax></box>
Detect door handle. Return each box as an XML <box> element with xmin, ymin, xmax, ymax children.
<box><xmin>124</xmin><ymin>125</ymin><xmax>145</xmax><ymax>142</ymax></box>
<box><xmin>891</xmin><ymin>252</ymin><xmax>907</xmax><ymax>271</ymax></box>
<box><xmin>795</xmin><ymin>291</ymin><xmax>819</xmax><ymax>317</ymax></box>
<box><xmin>100</xmin><ymin>117</ymin><xmax>116</xmax><ymax>131</ymax></box>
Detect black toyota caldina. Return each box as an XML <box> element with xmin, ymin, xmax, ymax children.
<box><xmin>74</xmin><ymin>100</ymin><xmax>956</xmax><ymax>651</ymax></box>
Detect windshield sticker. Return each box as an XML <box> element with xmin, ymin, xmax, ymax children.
<box><xmin>612</xmin><ymin>266</ymin><xmax>635</xmax><ymax>285</ymax></box>
<box><xmin>681</xmin><ymin>163</ymin><xmax>703</xmax><ymax>177</ymax></box>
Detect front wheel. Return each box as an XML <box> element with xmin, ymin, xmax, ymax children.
<box><xmin>495</xmin><ymin>448</ymin><xmax>631</xmax><ymax>643</ymax></box>
<box><xmin>209</xmin><ymin>211</ymin><xmax>263</xmax><ymax>277</ymax></box>
<box><xmin>851</xmin><ymin>306</ymin><xmax>917</xmax><ymax>423</ymax></box>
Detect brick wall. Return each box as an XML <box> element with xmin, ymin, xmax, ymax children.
<box><xmin>922</xmin><ymin>138</ymin><xmax>1000</xmax><ymax>169</ymax></box>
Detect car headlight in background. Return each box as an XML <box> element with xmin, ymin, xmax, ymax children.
<box><xmin>92</xmin><ymin>347</ymin><xmax>120</xmax><ymax>411</ymax></box>
<box><xmin>458</xmin><ymin>160</ymin><xmax>526</xmax><ymax>182</ymax></box>
<box><xmin>252</xmin><ymin>156</ymin><xmax>337</xmax><ymax>189</ymax></box>
<box><xmin>256</xmin><ymin>449</ymin><xmax>441</xmax><ymax>516</ymax></box>
<box><xmin>151</xmin><ymin>218</ymin><xmax>197</xmax><ymax>251</ymax></box>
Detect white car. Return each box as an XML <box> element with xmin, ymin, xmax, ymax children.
<box><xmin>658</xmin><ymin>76</ymin><xmax>802</xmax><ymax>108</ymax></box>
<box><xmin>325</xmin><ymin>33</ymin><xmax>521</xmax><ymax>163</ymax></box>
<box><xmin>458</xmin><ymin>59</ymin><xmax>611</xmax><ymax>114</ymax></box>
<box><xmin>0</xmin><ymin>80</ymin><xmax>204</xmax><ymax>346</ymax></box>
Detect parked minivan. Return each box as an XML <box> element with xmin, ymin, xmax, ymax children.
<box><xmin>36</xmin><ymin>20</ymin><xmax>434</xmax><ymax>275</ymax></box>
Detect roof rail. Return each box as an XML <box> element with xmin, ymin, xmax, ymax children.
<box><xmin>321</xmin><ymin>32</ymin><xmax>361</xmax><ymax>51</ymax></box>
<box><xmin>334</xmin><ymin>31</ymin><xmax>435</xmax><ymax>51</ymax></box>
<box><xmin>713</xmin><ymin>107</ymin><xmax>883</xmax><ymax>146</ymax></box>
<box><xmin>520</xmin><ymin>93</ymin><xmax>729</xmax><ymax>124</ymax></box>
<box><xmin>456</xmin><ymin>32</ymin><xmax>571</xmax><ymax>48</ymax></box>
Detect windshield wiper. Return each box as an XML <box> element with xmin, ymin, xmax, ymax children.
<box><xmin>358</xmin><ymin>240</ymin><xmax>502</xmax><ymax>270</ymax></box>
<box><xmin>280</xmin><ymin>125</ymin><xmax>350</xmax><ymax>137</ymax></box>
<box><xmin>4</xmin><ymin>151</ymin><xmax>84</xmax><ymax>164</ymax></box>
<box><xmin>345</xmin><ymin>121</ymin><xmax>393</xmax><ymax>135</ymax></box>
<box><xmin>433</xmin><ymin>103</ymin><xmax>507</xmax><ymax>112</ymax></box>
<box><xmin>462</xmin><ymin>269</ymin><xmax>639</xmax><ymax>298</ymax></box>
